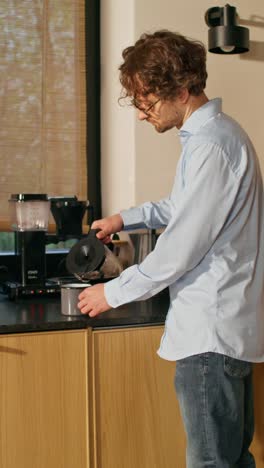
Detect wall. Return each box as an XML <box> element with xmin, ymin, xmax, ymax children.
<box><xmin>101</xmin><ymin>0</ymin><xmax>264</xmax><ymax>215</ymax></box>
<box><xmin>100</xmin><ymin>0</ymin><xmax>135</xmax><ymax>216</ymax></box>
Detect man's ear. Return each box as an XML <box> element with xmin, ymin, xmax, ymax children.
<box><xmin>178</xmin><ymin>88</ymin><xmax>190</xmax><ymax>104</ymax></box>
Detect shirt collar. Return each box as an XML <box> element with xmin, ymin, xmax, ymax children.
<box><xmin>178</xmin><ymin>98</ymin><xmax>222</xmax><ymax>143</ymax></box>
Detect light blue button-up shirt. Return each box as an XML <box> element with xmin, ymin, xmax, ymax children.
<box><xmin>104</xmin><ymin>98</ymin><xmax>264</xmax><ymax>362</ymax></box>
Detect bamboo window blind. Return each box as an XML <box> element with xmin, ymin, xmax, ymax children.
<box><xmin>0</xmin><ymin>0</ymin><xmax>87</xmax><ymax>227</ymax></box>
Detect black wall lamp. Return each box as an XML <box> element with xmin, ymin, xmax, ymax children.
<box><xmin>205</xmin><ymin>4</ymin><xmax>249</xmax><ymax>54</ymax></box>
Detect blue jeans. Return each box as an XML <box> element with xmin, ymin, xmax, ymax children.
<box><xmin>174</xmin><ymin>352</ymin><xmax>255</xmax><ymax>468</ymax></box>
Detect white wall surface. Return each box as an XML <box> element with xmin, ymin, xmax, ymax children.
<box><xmin>100</xmin><ymin>0</ymin><xmax>135</xmax><ymax>215</ymax></box>
<box><xmin>101</xmin><ymin>0</ymin><xmax>264</xmax><ymax>215</ymax></box>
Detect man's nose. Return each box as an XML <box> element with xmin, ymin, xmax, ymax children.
<box><xmin>138</xmin><ymin>109</ymin><xmax>148</xmax><ymax>120</ymax></box>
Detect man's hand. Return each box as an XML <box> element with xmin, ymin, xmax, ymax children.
<box><xmin>78</xmin><ymin>283</ymin><xmax>111</xmax><ymax>317</ymax></box>
<box><xmin>91</xmin><ymin>214</ymin><xmax>124</xmax><ymax>244</ymax></box>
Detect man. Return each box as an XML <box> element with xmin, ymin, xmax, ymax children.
<box><xmin>78</xmin><ymin>30</ymin><xmax>264</xmax><ymax>467</ymax></box>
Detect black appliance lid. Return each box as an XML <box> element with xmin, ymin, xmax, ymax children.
<box><xmin>49</xmin><ymin>196</ymin><xmax>89</xmax><ymax>207</ymax></box>
<box><xmin>9</xmin><ymin>193</ymin><xmax>48</xmax><ymax>202</ymax></box>
<box><xmin>49</xmin><ymin>196</ymin><xmax>77</xmax><ymax>202</ymax></box>
<box><xmin>66</xmin><ymin>229</ymin><xmax>105</xmax><ymax>275</ymax></box>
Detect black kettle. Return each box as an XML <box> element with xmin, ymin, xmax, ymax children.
<box><xmin>66</xmin><ymin>229</ymin><xmax>123</xmax><ymax>281</ymax></box>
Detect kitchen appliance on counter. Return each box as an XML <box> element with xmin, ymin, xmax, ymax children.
<box><xmin>48</xmin><ymin>196</ymin><xmax>94</xmax><ymax>240</ymax></box>
<box><xmin>65</xmin><ymin>229</ymin><xmax>124</xmax><ymax>281</ymax></box>
<box><xmin>2</xmin><ymin>193</ymin><xmax>94</xmax><ymax>299</ymax></box>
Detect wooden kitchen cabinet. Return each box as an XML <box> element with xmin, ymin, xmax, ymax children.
<box><xmin>251</xmin><ymin>363</ymin><xmax>264</xmax><ymax>465</ymax></box>
<box><xmin>0</xmin><ymin>329</ymin><xmax>91</xmax><ymax>468</ymax></box>
<box><xmin>0</xmin><ymin>325</ymin><xmax>263</xmax><ymax>468</ymax></box>
<box><xmin>92</xmin><ymin>326</ymin><xmax>186</xmax><ymax>468</ymax></box>
<box><xmin>92</xmin><ymin>326</ymin><xmax>264</xmax><ymax>468</ymax></box>
<box><xmin>0</xmin><ymin>325</ymin><xmax>185</xmax><ymax>468</ymax></box>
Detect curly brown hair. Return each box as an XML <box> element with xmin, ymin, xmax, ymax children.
<box><xmin>119</xmin><ymin>30</ymin><xmax>207</xmax><ymax>101</ymax></box>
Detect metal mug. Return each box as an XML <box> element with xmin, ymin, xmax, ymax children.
<box><xmin>61</xmin><ymin>283</ymin><xmax>91</xmax><ymax>316</ymax></box>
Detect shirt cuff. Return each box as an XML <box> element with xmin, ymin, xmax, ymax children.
<box><xmin>104</xmin><ymin>264</ymin><xmax>155</xmax><ymax>308</ymax></box>
<box><xmin>120</xmin><ymin>207</ymin><xmax>146</xmax><ymax>230</ymax></box>
<box><xmin>104</xmin><ymin>277</ymin><xmax>126</xmax><ymax>308</ymax></box>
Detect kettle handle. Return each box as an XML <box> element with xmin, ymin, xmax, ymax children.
<box><xmin>89</xmin><ymin>228</ymin><xmax>101</xmax><ymax>238</ymax></box>
<box><xmin>89</xmin><ymin>228</ymin><xmax>115</xmax><ymax>252</ymax></box>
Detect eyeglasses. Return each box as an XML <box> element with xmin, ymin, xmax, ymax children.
<box><xmin>131</xmin><ymin>98</ymin><xmax>161</xmax><ymax>115</ymax></box>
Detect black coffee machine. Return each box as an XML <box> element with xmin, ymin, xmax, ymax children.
<box><xmin>3</xmin><ymin>194</ymin><xmax>93</xmax><ymax>299</ymax></box>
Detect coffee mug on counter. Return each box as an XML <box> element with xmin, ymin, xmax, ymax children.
<box><xmin>61</xmin><ymin>283</ymin><xmax>91</xmax><ymax>316</ymax></box>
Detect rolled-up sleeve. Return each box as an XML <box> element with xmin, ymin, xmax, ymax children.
<box><xmin>120</xmin><ymin>197</ymin><xmax>173</xmax><ymax>230</ymax></box>
<box><xmin>105</xmin><ymin>143</ymin><xmax>242</xmax><ymax>308</ymax></box>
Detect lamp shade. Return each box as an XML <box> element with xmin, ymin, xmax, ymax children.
<box><xmin>205</xmin><ymin>4</ymin><xmax>249</xmax><ymax>54</ymax></box>
<box><xmin>208</xmin><ymin>25</ymin><xmax>249</xmax><ymax>54</ymax></box>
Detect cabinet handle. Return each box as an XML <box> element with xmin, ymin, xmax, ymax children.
<box><xmin>0</xmin><ymin>346</ymin><xmax>27</xmax><ymax>355</ymax></box>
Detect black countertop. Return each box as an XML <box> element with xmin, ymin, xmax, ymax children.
<box><xmin>0</xmin><ymin>289</ymin><xmax>169</xmax><ymax>335</ymax></box>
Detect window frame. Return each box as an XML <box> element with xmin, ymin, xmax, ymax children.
<box><xmin>85</xmin><ymin>0</ymin><xmax>102</xmax><ymax>219</ymax></box>
<box><xmin>0</xmin><ymin>0</ymin><xmax>101</xmax><ymax>278</ymax></box>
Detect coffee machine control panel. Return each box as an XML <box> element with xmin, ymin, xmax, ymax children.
<box><xmin>3</xmin><ymin>281</ymin><xmax>61</xmax><ymax>300</ymax></box>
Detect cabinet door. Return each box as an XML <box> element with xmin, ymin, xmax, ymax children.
<box><xmin>251</xmin><ymin>363</ymin><xmax>264</xmax><ymax>466</ymax></box>
<box><xmin>92</xmin><ymin>326</ymin><xmax>186</xmax><ymax>468</ymax></box>
<box><xmin>0</xmin><ymin>329</ymin><xmax>90</xmax><ymax>468</ymax></box>
<box><xmin>92</xmin><ymin>327</ymin><xmax>264</xmax><ymax>468</ymax></box>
